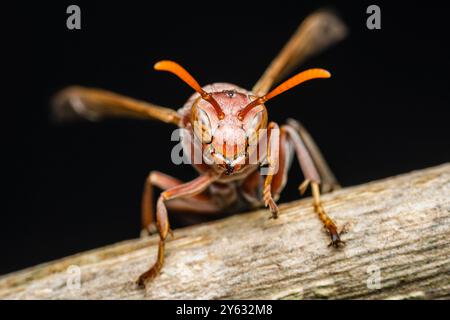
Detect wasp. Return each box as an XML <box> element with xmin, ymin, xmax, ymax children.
<box><xmin>52</xmin><ymin>9</ymin><xmax>348</xmax><ymax>287</ymax></box>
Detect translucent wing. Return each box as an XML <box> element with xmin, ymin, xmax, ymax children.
<box><xmin>52</xmin><ymin>86</ymin><xmax>181</xmax><ymax>125</ymax></box>
<box><xmin>253</xmin><ymin>9</ymin><xmax>347</xmax><ymax>96</ymax></box>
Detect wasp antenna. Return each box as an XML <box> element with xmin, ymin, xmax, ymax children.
<box><xmin>154</xmin><ymin>60</ymin><xmax>225</xmax><ymax>119</ymax></box>
<box><xmin>238</xmin><ymin>68</ymin><xmax>331</xmax><ymax>120</ymax></box>
<box><xmin>154</xmin><ymin>60</ymin><xmax>204</xmax><ymax>94</ymax></box>
<box><xmin>265</xmin><ymin>69</ymin><xmax>331</xmax><ymax>100</ymax></box>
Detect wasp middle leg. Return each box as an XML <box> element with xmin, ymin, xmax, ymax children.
<box><xmin>282</xmin><ymin>124</ymin><xmax>345</xmax><ymax>247</ymax></box>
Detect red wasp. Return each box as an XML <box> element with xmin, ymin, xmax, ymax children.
<box><xmin>53</xmin><ymin>9</ymin><xmax>347</xmax><ymax>287</ymax></box>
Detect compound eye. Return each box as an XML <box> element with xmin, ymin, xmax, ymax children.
<box><xmin>242</xmin><ymin>106</ymin><xmax>268</xmax><ymax>145</ymax></box>
<box><xmin>250</xmin><ymin>110</ymin><xmax>264</xmax><ymax>130</ymax></box>
<box><xmin>192</xmin><ymin>105</ymin><xmax>213</xmax><ymax>144</ymax></box>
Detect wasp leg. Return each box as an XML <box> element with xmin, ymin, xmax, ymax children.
<box><xmin>262</xmin><ymin>122</ymin><xmax>297</xmax><ymax>219</ymax></box>
<box><xmin>283</xmin><ymin>124</ymin><xmax>344</xmax><ymax>247</ymax></box>
<box><xmin>141</xmin><ymin>171</ymin><xmax>183</xmax><ymax>236</ymax></box>
<box><xmin>286</xmin><ymin>118</ymin><xmax>341</xmax><ymax>193</ymax></box>
<box><xmin>137</xmin><ymin>172</ymin><xmax>218</xmax><ymax>288</ymax></box>
<box><xmin>141</xmin><ymin>171</ymin><xmax>226</xmax><ymax>236</ymax></box>
<box><xmin>263</xmin><ymin>177</ymin><xmax>278</xmax><ymax>219</ymax></box>
<box><xmin>311</xmin><ymin>182</ymin><xmax>345</xmax><ymax>247</ymax></box>
<box><xmin>262</xmin><ymin>122</ymin><xmax>283</xmax><ymax>219</ymax></box>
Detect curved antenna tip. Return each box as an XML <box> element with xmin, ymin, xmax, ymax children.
<box><xmin>317</xmin><ymin>69</ymin><xmax>331</xmax><ymax>78</ymax></box>
<box><xmin>154</xmin><ymin>60</ymin><xmax>171</xmax><ymax>71</ymax></box>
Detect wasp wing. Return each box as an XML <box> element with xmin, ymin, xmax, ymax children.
<box><xmin>253</xmin><ymin>9</ymin><xmax>347</xmax><ymax>96</ymax></box>
<box><xmin>51</xmin><ymin>86</ymin><xmax>181</xmax><ymax>125</ymax></box>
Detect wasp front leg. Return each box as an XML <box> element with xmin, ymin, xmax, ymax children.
<box><xmin>282</xmin><ymin>125</ymin><xmax>345</xmax><ymax>247</ymax></box>
<box><xmin>262</xmin><ymin>122</ymin><xmax>282</xmax><ymax>219</ymax></box>
<box><xmin>261</xmin><ymin>119</ymin><xmax>302</xmax><ymax>220</ymax></box>
<box><xmin>137</xmin><ymin>172</ymin><xmax>219</xmax><ymax>287</ymax></box>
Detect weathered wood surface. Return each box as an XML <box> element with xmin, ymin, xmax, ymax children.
<box><xmin>1</xmin><ymin>164</ymin><xmax>449</xmax><ymax>300</ymax></box>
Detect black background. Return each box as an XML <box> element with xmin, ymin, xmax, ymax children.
<box><xmin>2</xmin><ymin>1</ymin><xmax>449</xmax><ymax>275</ymax></box>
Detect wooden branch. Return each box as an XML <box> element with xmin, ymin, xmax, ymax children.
<box><xmin>1</xmin><ymin>164</ymin><xmax>449</xmax><ymax>299</ymax></box>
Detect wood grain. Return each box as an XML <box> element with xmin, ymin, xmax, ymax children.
<box><xmin>1</xmin><ymin>163</ymin><xmax>449</xmax><ymax>299</ymax></box>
